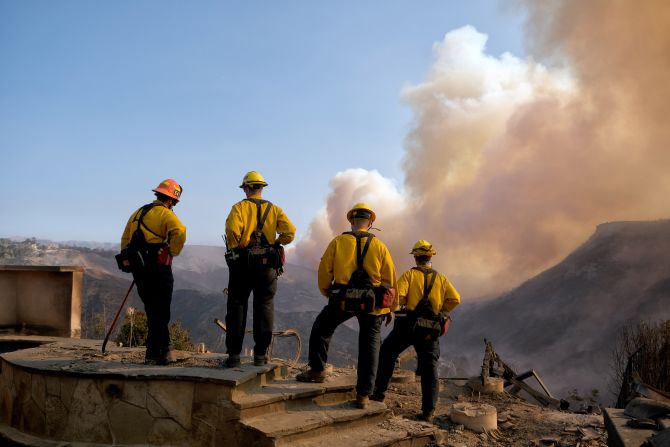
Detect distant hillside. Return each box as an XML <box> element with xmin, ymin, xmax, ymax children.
<box><xmin>5</xmin><ymin>221</ymin><xmax>670</xmax><ymax>398</ymax></box>
<box><xmin>444</xmin><ymin>219</ymin><xmax>670</xmax><ymax>401</ymax></box>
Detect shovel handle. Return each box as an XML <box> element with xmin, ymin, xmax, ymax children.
<box><xmin>102</xmin><ymin>280</ymin><xmax>135</xmax><ymax>354</ymax></box>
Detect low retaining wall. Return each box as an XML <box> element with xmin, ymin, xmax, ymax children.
<box><xmin>0</xmin><ymin>339</ymin><xmax>252</xmax><ymax>446</ymax></box>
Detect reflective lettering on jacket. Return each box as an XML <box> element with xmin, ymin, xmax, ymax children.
<box><xmin>318</xmin><ymin>231</ymin><xmax>398</xmax><ymax>315</ymax></box>
<box><xmin>225</xmin><ymin>194</ymin><xmax>296</xmax><ymax>249</ymax></box>
<box><xmin>120</xmin><ymin>200</ymin><xmax>187</xmax><ymax>256</ymax></box>
<box><xmin>397</xmin><ymin>268</ymin><xmax>460</xmax><ymax>315</ymax></box>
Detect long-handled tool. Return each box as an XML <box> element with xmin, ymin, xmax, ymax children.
<box><xmin>102</xmin><ymin>280</ymin><xmax>135</xmax><ymax>354</ymax></box>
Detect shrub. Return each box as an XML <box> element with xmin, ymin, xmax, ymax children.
<box><xmin>115</xmin><ymin>310</ymin><xmax>195</xmax><ymax>351</ymax></box>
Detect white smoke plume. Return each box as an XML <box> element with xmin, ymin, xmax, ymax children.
<box><xmin>295</xmin><ymin>2</ymin><xmax>670</xmax><ymax>298</ymax></box>
<box><xmin>293</xmin><ymin>169</ymin><xmax>406</xmax><ymax>264</ymax></box>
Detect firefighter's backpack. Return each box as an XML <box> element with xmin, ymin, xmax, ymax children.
<box><xmin>115</xmin><ymin>204</ymin><xmax>162</xmax><ymax>273</ymax></box>
<box><xmin>328</xmin><ymin>232</ymin><xmax>376</xmax><ymax>313</ymax></box>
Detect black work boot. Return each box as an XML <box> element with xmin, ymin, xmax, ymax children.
<box><xmin>253</xmin><ymin>354</ymin><xmax>268</xmax><ymax>366</ymax></box>
<box><xmin>224</xmin><ymin>354</ymin><xmax>241</xmax><ymax>368</ymax></box>
<box><xmin>295</xmin><ymin>369</ymin><xmax>327</xmax><ymax>383</ymax></box>
<box><xmin>355</xmin><ymin>394</ymin><xmax>369</xmax><ymax>409</ymax></box>
<box><xmin>370</xmin><ymin>393</ymin><xmax>385</xmax><ymax>403</ymax></box>
<box><xmin>418</xmin><ymin>410</ymin><xmax>434</xmax><ymax>423</ymax></box>
<box><xmin>156</xmin><ymin>349</ymin><xmax>177</xmax><ymax>366</ymax></box>
<box><xmin>144</xmin><ymin>349</ymin><xmax>160</xmax><ymax>365</ymax></box>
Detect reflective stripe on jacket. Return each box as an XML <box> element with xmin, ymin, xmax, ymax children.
<box><xmin>121</xmin><ymin>200</ymin><xmax>187</xmax><ymax>256</ymax></box>
<box><xmin>317</xmin><ymin>231</ymin><xmax>397</xmax><ymax>315</ymax></box>
<box><xmin>225</xmin><ymin>194</ymin><xmax>296</xmax><ymax>249</ymax></box>
<box><xmin>397</xmin><ymin>268</ymin><xmax>460</xmax><ymax>315</ymax></box>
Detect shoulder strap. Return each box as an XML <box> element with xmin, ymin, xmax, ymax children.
<box><xmin>357</xmin><ymin>233</ymin><xmax>374</xmax><ymax>268</ymax></box>
<box><xmin>134</xmin><ymin>204</ymin><xmax>162</xmax><ymax>238</ymax></box>
<box><xmin>245</xmin><ymin>199</ymin><xmax>273</xmax><ymax>246</ymax></box>
<box><xmin>245</xmin><ymin>198</ymin><xmax>272</xmax><ymax>232</ymax></box>
<box><xmin>342</xmin><ymin>231</ymin><xmax>375</xmax><ymax>268</ymax></box>
<box><xmin>412</xmin><ymin>267</ymin><xmax>437</xmax><ymax>300</ymax></box>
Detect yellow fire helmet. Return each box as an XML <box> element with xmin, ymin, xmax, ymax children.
<box><xmin>346</xmin><ymin>202</ymin><xmax>376</xmax><ymax>223</ymax></box>
<box><xmin>239</xmin><ymin>171</ymin><xmax>268</xmax><ymax>188</ymax></box>
<box><xmin>410</xmin><ymin>240</ymin><xmax>437</xmax><ymax>256</ymax></box>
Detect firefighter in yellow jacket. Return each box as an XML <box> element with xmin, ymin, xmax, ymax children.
<box><xmin>224</xmin><ymin>171</ymin><xmax>296</xmax><ymax>367</ymax></box>
<box><xmin>372</xmin><ymin>240</ymin><xmax>460</xmax><ymax>421</ymax></box>
<box><xmin>297</xmin><ymin>203</ymin><xmax>397</xmax><ymax>410</ymax></box>
<box><xmin>120</xmin><ymin>179</ymin><xmax>186</xmax><ymax>365</ymax></box>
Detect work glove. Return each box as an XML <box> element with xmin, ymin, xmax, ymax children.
<box><xmin>439</xmin><ymin>312</ymin><xmax>451</xmax><ymax>336</ymax></box>
<box><xmin>157</xmin><ymin>246</ymin><xmax>173</xmax><ymax>266</ymax></box>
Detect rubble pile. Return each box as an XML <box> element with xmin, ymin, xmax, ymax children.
<box><xmin>377</xmin><ymin>377</ymin><xmax>606</xmax><ymax>447</ymax></box>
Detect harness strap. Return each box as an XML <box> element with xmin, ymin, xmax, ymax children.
<box><xmin>412</xmin><ymin>266</ymin><xmax>437</xmax><ymax>301</ymax></box>
<box><xmin>357</xmin><ymin>234</ymin><xmax>374</xmax><ymax>268</ymax></box>
<box><xmin>245</xmin><ymin>198</ymin><xmax>273</xmax><ymax>246</ymax></box>
<box><xmin>342</xmin><ymin>231</ymin><xmax>375</xmax><ymax>269</ymax></box>
<box><xmin>133</xmin><ymin>204</ymin><xmax>162</xmax><ymax>239</ymax></box>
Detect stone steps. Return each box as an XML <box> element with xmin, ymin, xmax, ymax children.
<box><xmin>225</xmin><ymin>359</ymin><xmax>290</xmax><ymax>394</ymax></box>
<box><xmin>233</xmin><ymin>373</ymin><xmax>356</xmax><ymax>418</ymax></box>
<box><xmin>234</xmin><ymin>368</ymin><xmax>436</xmax><ymax>447</ymax></box>
<box><xmin>240</xmin><ymin>400</ymin><xmax>390</xmax><ymax>447</ymax></box>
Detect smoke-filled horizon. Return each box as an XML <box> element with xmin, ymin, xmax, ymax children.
<box><xmin>293</xmin><ymin>0</ymin><xmax>670</xmax><ymax>298</ymax></box>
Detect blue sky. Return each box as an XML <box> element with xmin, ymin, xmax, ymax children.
<box><xmin>0</xmin><ymin>1</ymin><xmax>525</xmax><ymax>245</ymax></box>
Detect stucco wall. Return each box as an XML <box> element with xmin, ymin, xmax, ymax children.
<box><xmin>0</xmin><ymin>266</ymin><xmax>83</xmax><ymax>338</ymax></box>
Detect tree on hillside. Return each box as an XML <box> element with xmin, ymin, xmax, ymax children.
<box><xmin>115</xmin><ymin>308</ymin><xmax>148</xmax><ymax>347</ymax></box>
<box><xmin>114</xmin><ymin>309</ymin><xmax>194</xmax><ymax>351</ymax></box>
<box><xmin>169</xmin><ymin>320</ymin><xmax>195</xmax><ymax>351</ymax></box>
<box><xmin>611</xmin><ymin>319</ymin><xmax>670</xmax><ymax>407</ymax></box>
<box><xmin>92</xmin><ymin>314</ymin><xmax>106</xmax><ymax>340</ymax></box>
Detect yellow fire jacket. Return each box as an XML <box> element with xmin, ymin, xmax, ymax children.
<box><xmin>317</xmin><ymin>231</ymin><xmax>398</xmax><ymax>315</ymax></box>
<box><xmin>121</xmin><ymin>200</ymin><xmax>187</xmax><ymax>256</ymax></box>
<box><xmin>397</xmin><ymin>267</ymin><xmax>460</xmax><ymax>315</ymax></box>
<box><xmin>225</xmin><ymin>194</ymin><xmax>296</xmax><ymax>249</ymax></box>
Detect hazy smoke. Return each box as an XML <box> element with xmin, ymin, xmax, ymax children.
<box><xmin>295</xmin><ymin>2</ymin><xmax>670</xmax><ymax>297</ymax></box>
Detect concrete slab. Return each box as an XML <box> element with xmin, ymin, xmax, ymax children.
<box><xmin>604</xmin><ymin>408</ymin><xmax>656</xmax><ymax>447</ymax></box>
<box><xmin>0</xmin><ymin>336</ymin><xmax>281</xmax><ymax>387</ymax></box>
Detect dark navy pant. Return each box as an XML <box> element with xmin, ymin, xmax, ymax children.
<box><xmin>307</xmin><ymin>304</ymin><xmax>382</xmax><ymax>396</ymax></box>
<box><xmin>133</xmin><ymin>264</ymin><xmax>174</xmax><ymax>359</ymax></box>
<box><xmin>374</xmin><ymin>318</ymin><xmax>440</xmax><ymax>415</ymax></box>
<box><xmin>225</xmin><ymin>266</ymin><xmax>278</xmax><ymax>357</ymax></box>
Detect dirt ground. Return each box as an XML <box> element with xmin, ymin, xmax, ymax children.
<box><xmin>380</xmin><ymin>377</ymin><xmax>607</xmax><ymax>447</ymax></box>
